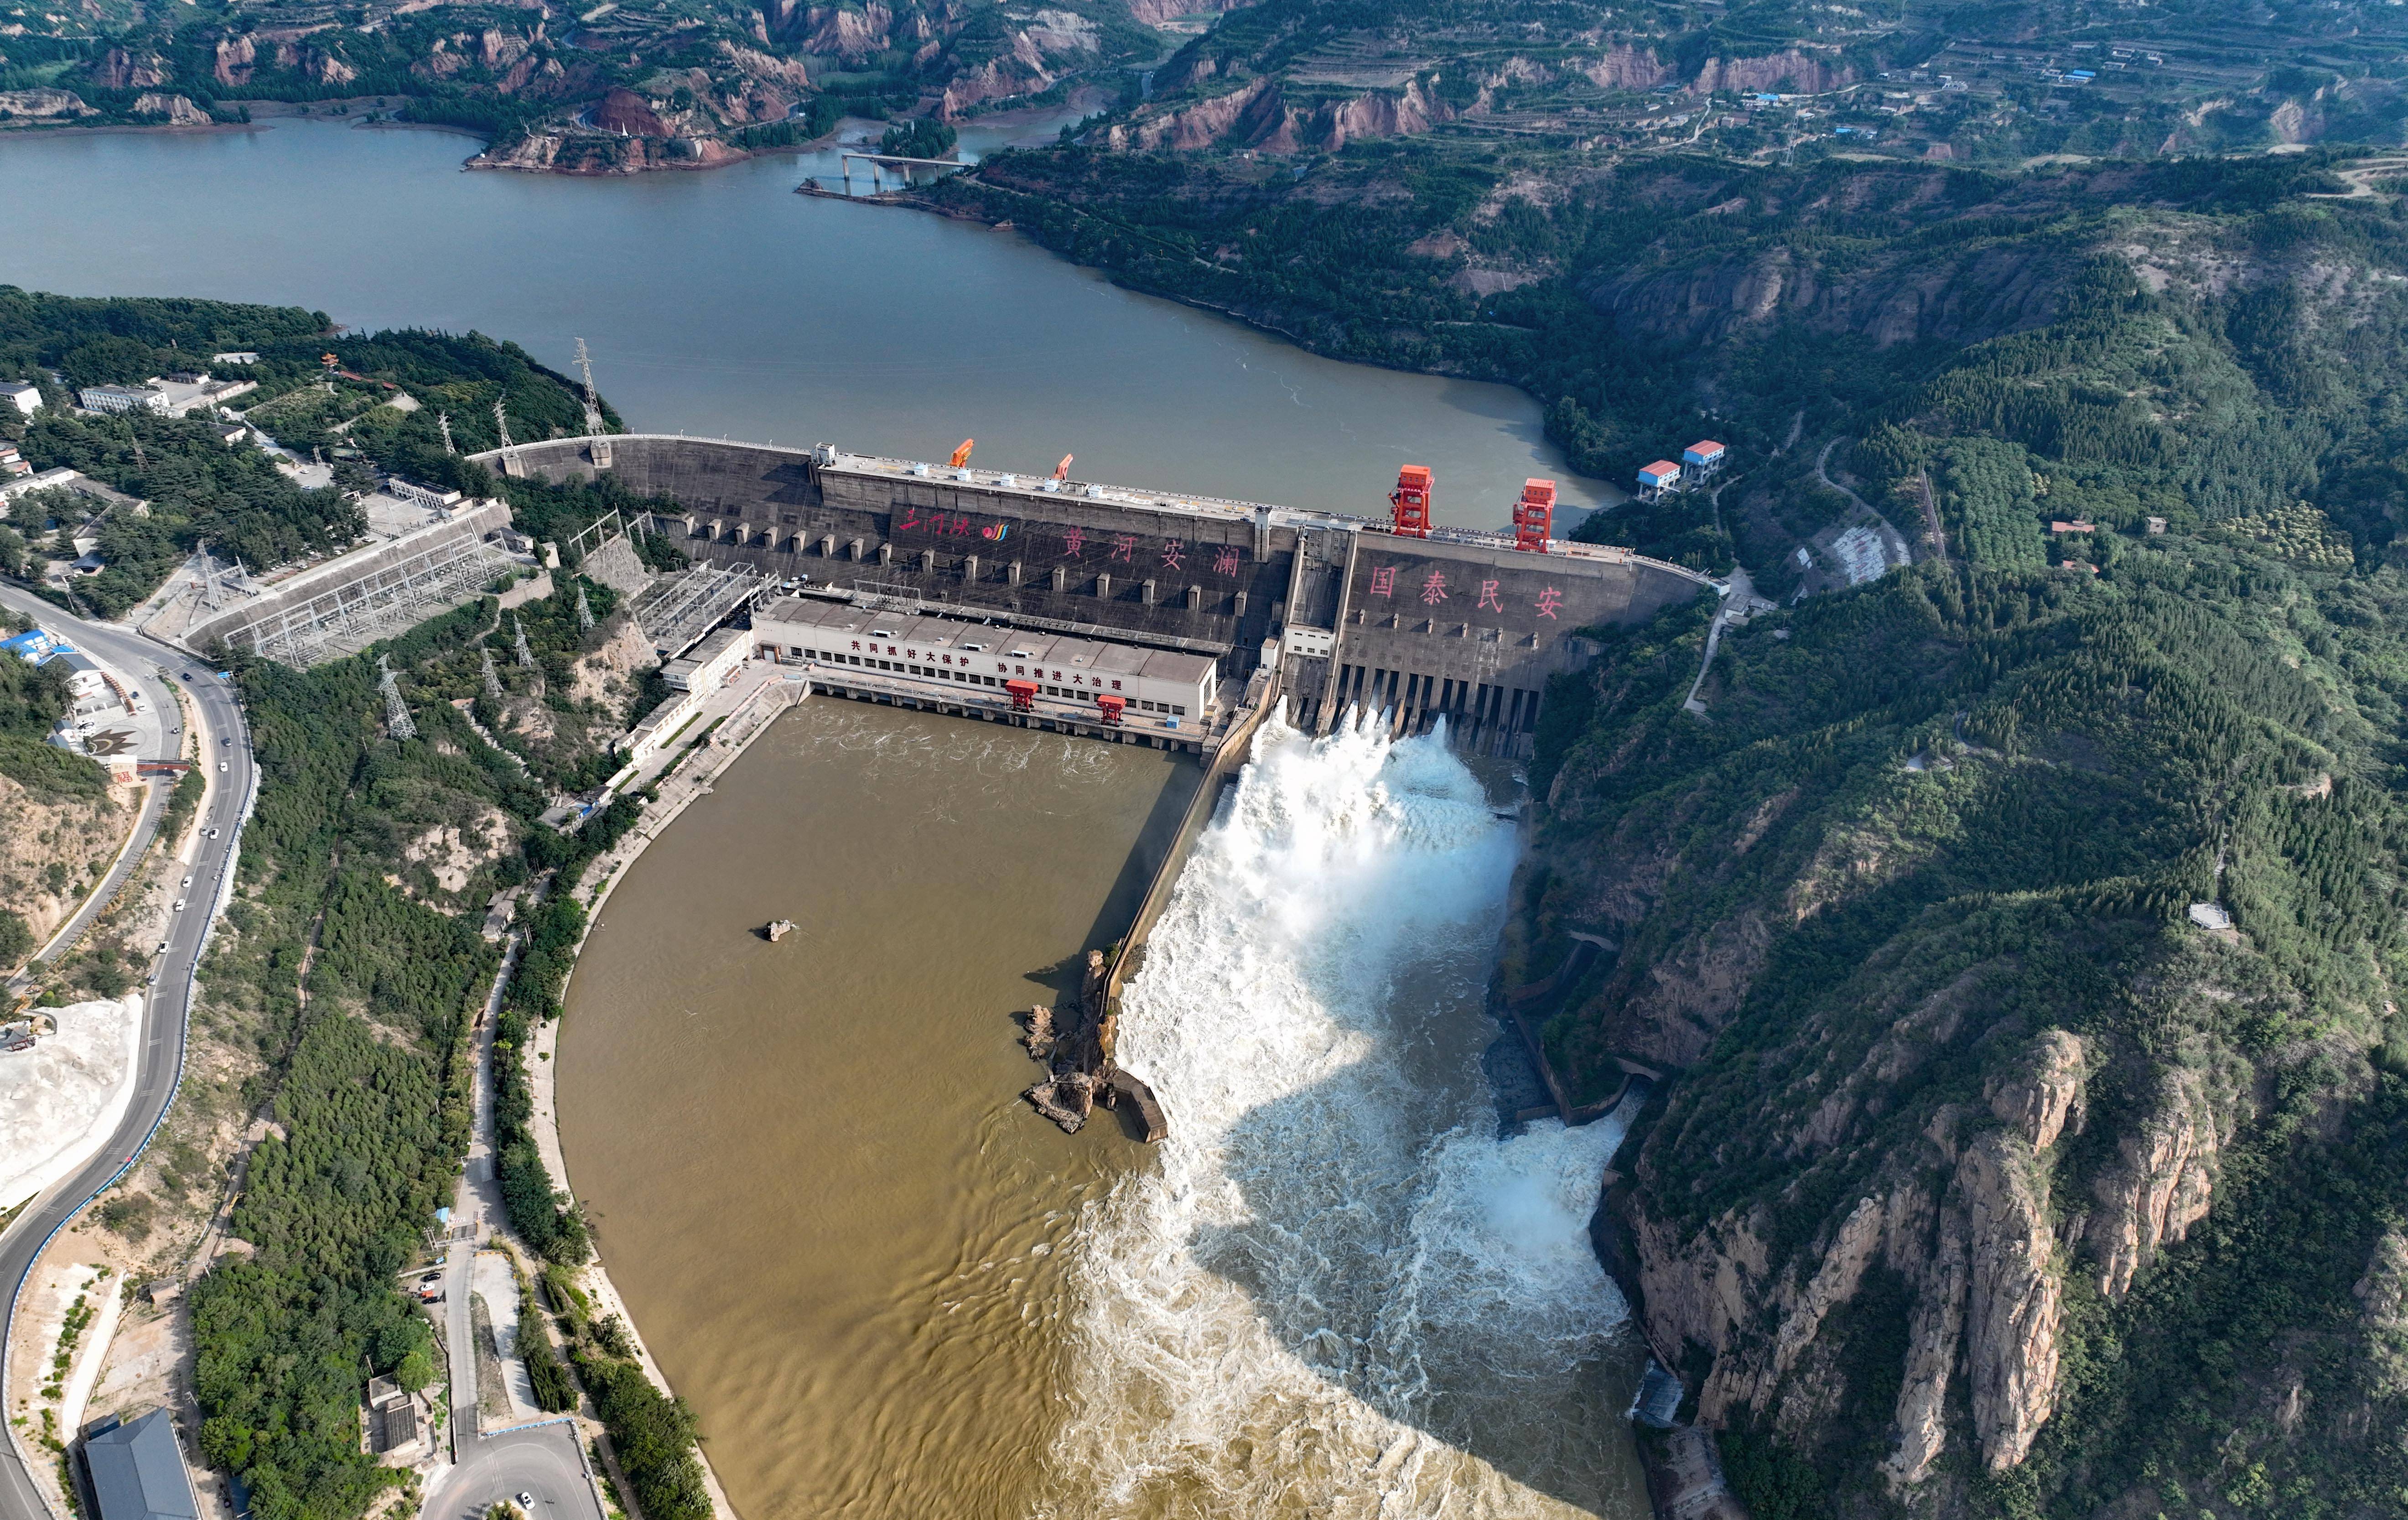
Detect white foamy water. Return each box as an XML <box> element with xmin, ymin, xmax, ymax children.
<box><xmin>1041</xmin><ymin>711</ymin><xmax>1646</xmax><ymax>1520</ymax></box>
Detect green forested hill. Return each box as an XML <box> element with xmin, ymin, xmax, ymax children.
<box><xmin>186</xmin><ymin>588</ymin><xmax>660</xmax><ymax>1518</ymax></box>
<box><xmin>1422</xmin><ymin>156</ymin><xmax>2408</xmax><ymax>1520</ymax></box>
<box><xmin>1521</xmin><ymin>537</ymin><xmax>2408</xmax><ymax>1520</ymax></box>
<box><xmin>0</xmin><ymin>292</ymin><xmax>610</xmax><ymax>615</ymax></box>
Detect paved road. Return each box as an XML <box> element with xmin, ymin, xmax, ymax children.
<box><xmin>0</xmin><ymin>583</ymin><xmax>255</xmax><ymax>1520</ymax></box>
<box><xmin>420</xmin><ymin>937</ymin><xmax>601</xmax><ymax>1520</ymax></box>
<box><xmin>420</xmin><ymin>1422</ymin><xmax>601</xmax><ymax>1520</ymax></box>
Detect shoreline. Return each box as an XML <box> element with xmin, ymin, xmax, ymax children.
<box><xmin>519</xmin><ymin>671</ymin><xmax>809</xmax><ymax>1520</ymax></box>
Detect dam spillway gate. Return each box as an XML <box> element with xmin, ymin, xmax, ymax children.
<box><xmin>478</xmin><ymin>436</ymin><xmax>1719</xmax><ymax>755</ymax></box>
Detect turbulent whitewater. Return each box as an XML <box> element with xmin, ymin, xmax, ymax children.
<box><xmin>1042</xmin><ymin>711</ymin><xmax>1649</xmax><ymax>1520</ymax></box>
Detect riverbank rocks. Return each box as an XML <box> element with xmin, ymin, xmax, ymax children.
<box><xmin>1017</xmin><ymin>947</ymin><xmax>1167</xmax><ymax>1140</ymax></box>
<box><xmin>1019</xmin><ymin>1005</ymin><xmax>1055</xmax><ymax>1062</ymax></box>
<box><xmin>1025</xmin><ymin>1071</ymin><xmax>1094</xmax><ymax>1133</ymax></box>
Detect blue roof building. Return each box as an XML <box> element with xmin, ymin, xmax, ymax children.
<box><xmin>2</xmin><ymin>628</ymin><xmax>60</xmax><ymax>662</ymax></box>
<box><xmin>79</xmin><ymin>1409</ymin><xmax>200</xmax><ymax>1520</ymax></box>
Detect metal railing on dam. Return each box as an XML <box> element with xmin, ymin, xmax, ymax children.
<box><xmin>476</xmin><ymin>434</ymin><xmax>1720</xmax><ymax>755</ymax></box>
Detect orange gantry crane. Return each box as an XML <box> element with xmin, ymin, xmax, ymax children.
<box><xmin>1389</xmin><ymin>464</ymin><xmax>1433</xmax><ymax>538</ymax></box>
<box><xmin>1514</xmin><ymin>478</ymin><xmax>1556</xmax><ymax>552</ymax></box>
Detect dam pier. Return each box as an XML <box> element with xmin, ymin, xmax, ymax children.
<box><xmin>478</xmin><ymin>435</ymin><xmax>1719</xmax><ymax>757</ymax></box>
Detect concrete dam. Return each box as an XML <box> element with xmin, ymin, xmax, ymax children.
<box><xmin>481</xmin><ymin>435</ymin><xmax>1718</xmax><ymax>753</ymax></box>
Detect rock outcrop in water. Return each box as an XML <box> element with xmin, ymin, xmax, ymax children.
<box><xmin>1019</xmin><ymin>1005</ymin><xmax>1056</xmax><ymax>1061</ymax></box>
<box><xmin>1021</xmin><ymin>947</ymin><xmax>1165</xmax><ymax>1140</ymax></box>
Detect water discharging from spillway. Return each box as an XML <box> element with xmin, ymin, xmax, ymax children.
<box><xmin>560</xmin><ymin>701</ymin><xmax>1645</xmax><ymax>1520</ymax></box>
<box><xmin>1042</xmin><ymin>710</ymin><xmax>1647</xmax><ymax>1519</ymax></box>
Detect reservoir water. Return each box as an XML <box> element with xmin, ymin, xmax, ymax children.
<box><xmin>560</xmin><ymin>699</ymin><xmax>1647</xmax><ymax>1519</ymax></box>
<box><xmin>0</xmin><ymin>118</ymin><xmax>1617</xmax><ymax>527</ymax></box>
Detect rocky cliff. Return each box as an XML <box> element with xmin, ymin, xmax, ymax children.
<box><xmin>1526</xmin><ymin>463</ymin><xmax>2408</xmax><ymax>1515</ymax></box>
<box><xmin>1110</xmin><ymin>73</ymin><xmax>1454</xmax><ymax>152</ymax></box>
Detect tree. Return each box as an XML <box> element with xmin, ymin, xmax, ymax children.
<box><xmin>57</xmin><ymin>335</ymin><xmax>163</xmax><ymax>388</ymax></box>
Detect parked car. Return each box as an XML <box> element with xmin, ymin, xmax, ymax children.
<box><xmin>181</xmin><ymin>875</ymin><xmax>192</xmax><ymax>887</ymax></box>
<box><xmin>157</xmin><ymin>942</ymin><xmax>170</xmax><ymax>954</ymax></box>
<box><xmin>172</xmin><ymin>899</ymin><xmax>187</xmax><ymax>911</ymax></box>
<box><xmin>218</xmin><ymin>762</ymin><xmax>227</xmax><ymax>772</ymax></box>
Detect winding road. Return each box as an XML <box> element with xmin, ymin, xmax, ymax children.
<box><xmin>0</xmin><ymin>583</ymin><xmax>256</xmax><ymax>1520</ymax></box>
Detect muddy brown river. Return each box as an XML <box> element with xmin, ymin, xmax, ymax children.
<box><xmin>560</xmin><ymin>698</ymin><xmax>1649</xmax><ymax>1520</ymax></box>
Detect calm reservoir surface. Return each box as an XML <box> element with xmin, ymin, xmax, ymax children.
<box><xmin>560</xmin><ymin>700</ymin><xmax>1647</xmax><ymax>1520</ymax></box>
<box><xmin>0</xmin><ymin>118</ymin><xmax>1616</xmax><ymax>526</ymax></box>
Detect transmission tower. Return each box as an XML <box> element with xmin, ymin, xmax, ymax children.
<box><xmin>575</xmin><ymin>583</ymin><xmax>594</xmax><ymax>632</ymax></box>
<box><xmin>481</xmin><ymin>646</ymin><xmax>504</xmax><ymax>699</ymax></box>
<box><xmin>493</xmin><ymin>399</ymin><xmax>514</xmax><ymax>451</ymax></box>
<box><xmin>195</xmin><ymin>541</ymin><xmax>222</xmax><ymax>613</ymax></box>
<box><xmin>438</xmin><ymin>411</ymin><xmax>457</xmax><ymax>455</ymax></box>
<box><xmin>514</xmin><ymin>614</ymin><xmax>535</xmax><ymax>668</ymax></box>
<box><xmin>575</xmin><ymin>338</ymin><xmax>604</xmax><ymax>435</ymax></box>
<box><xmin>377</xmin><ymin>655</ymin><xmax>417</xmax><ymax>740</ymax></box>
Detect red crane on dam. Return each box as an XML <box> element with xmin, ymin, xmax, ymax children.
<box><xmin>1515</xmin><ymin>478</ymin><xmax>1557</xmax><ymax>553</ymax></box>
<box><xmin>1389</xmin><ymin>464</ymin><xmax>1434</xmax><ymax>538</ymax></box>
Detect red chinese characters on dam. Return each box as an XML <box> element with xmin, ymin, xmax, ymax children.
<box><xmin>1362</xmin><ymin>561</ymin><xmax>1564</xmax><ymax>621</ymax></box>
<box><xmin>1358</xmin><ymin>549</ymin><xmax>1598</xmax><ymax>631</ymax></box>
<box><xmin>894</xmin><ymin>510</ymin><xmax>1253</xmax><ymax>575</ymax></box>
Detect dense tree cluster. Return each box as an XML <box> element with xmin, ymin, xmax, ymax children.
<box><xmin>576</xmin><ymin>1355</ymin><xmax>712</xmax><ymax>1520</ymax></box>
<box><xmin>0</xmin><ymin>294</ymin><xmax>611</xmax><ymax>617</ymax></box>
<box><xmin>191</xmin><ymin>1014</ymin><xmax>461</xmax><ymax>1519</ymax></box>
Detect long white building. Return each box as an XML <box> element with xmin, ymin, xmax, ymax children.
<box><xmin>750</xmin><ymin>596</ymin><xmax>1218</xmax><ymax>724</ymax></box>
